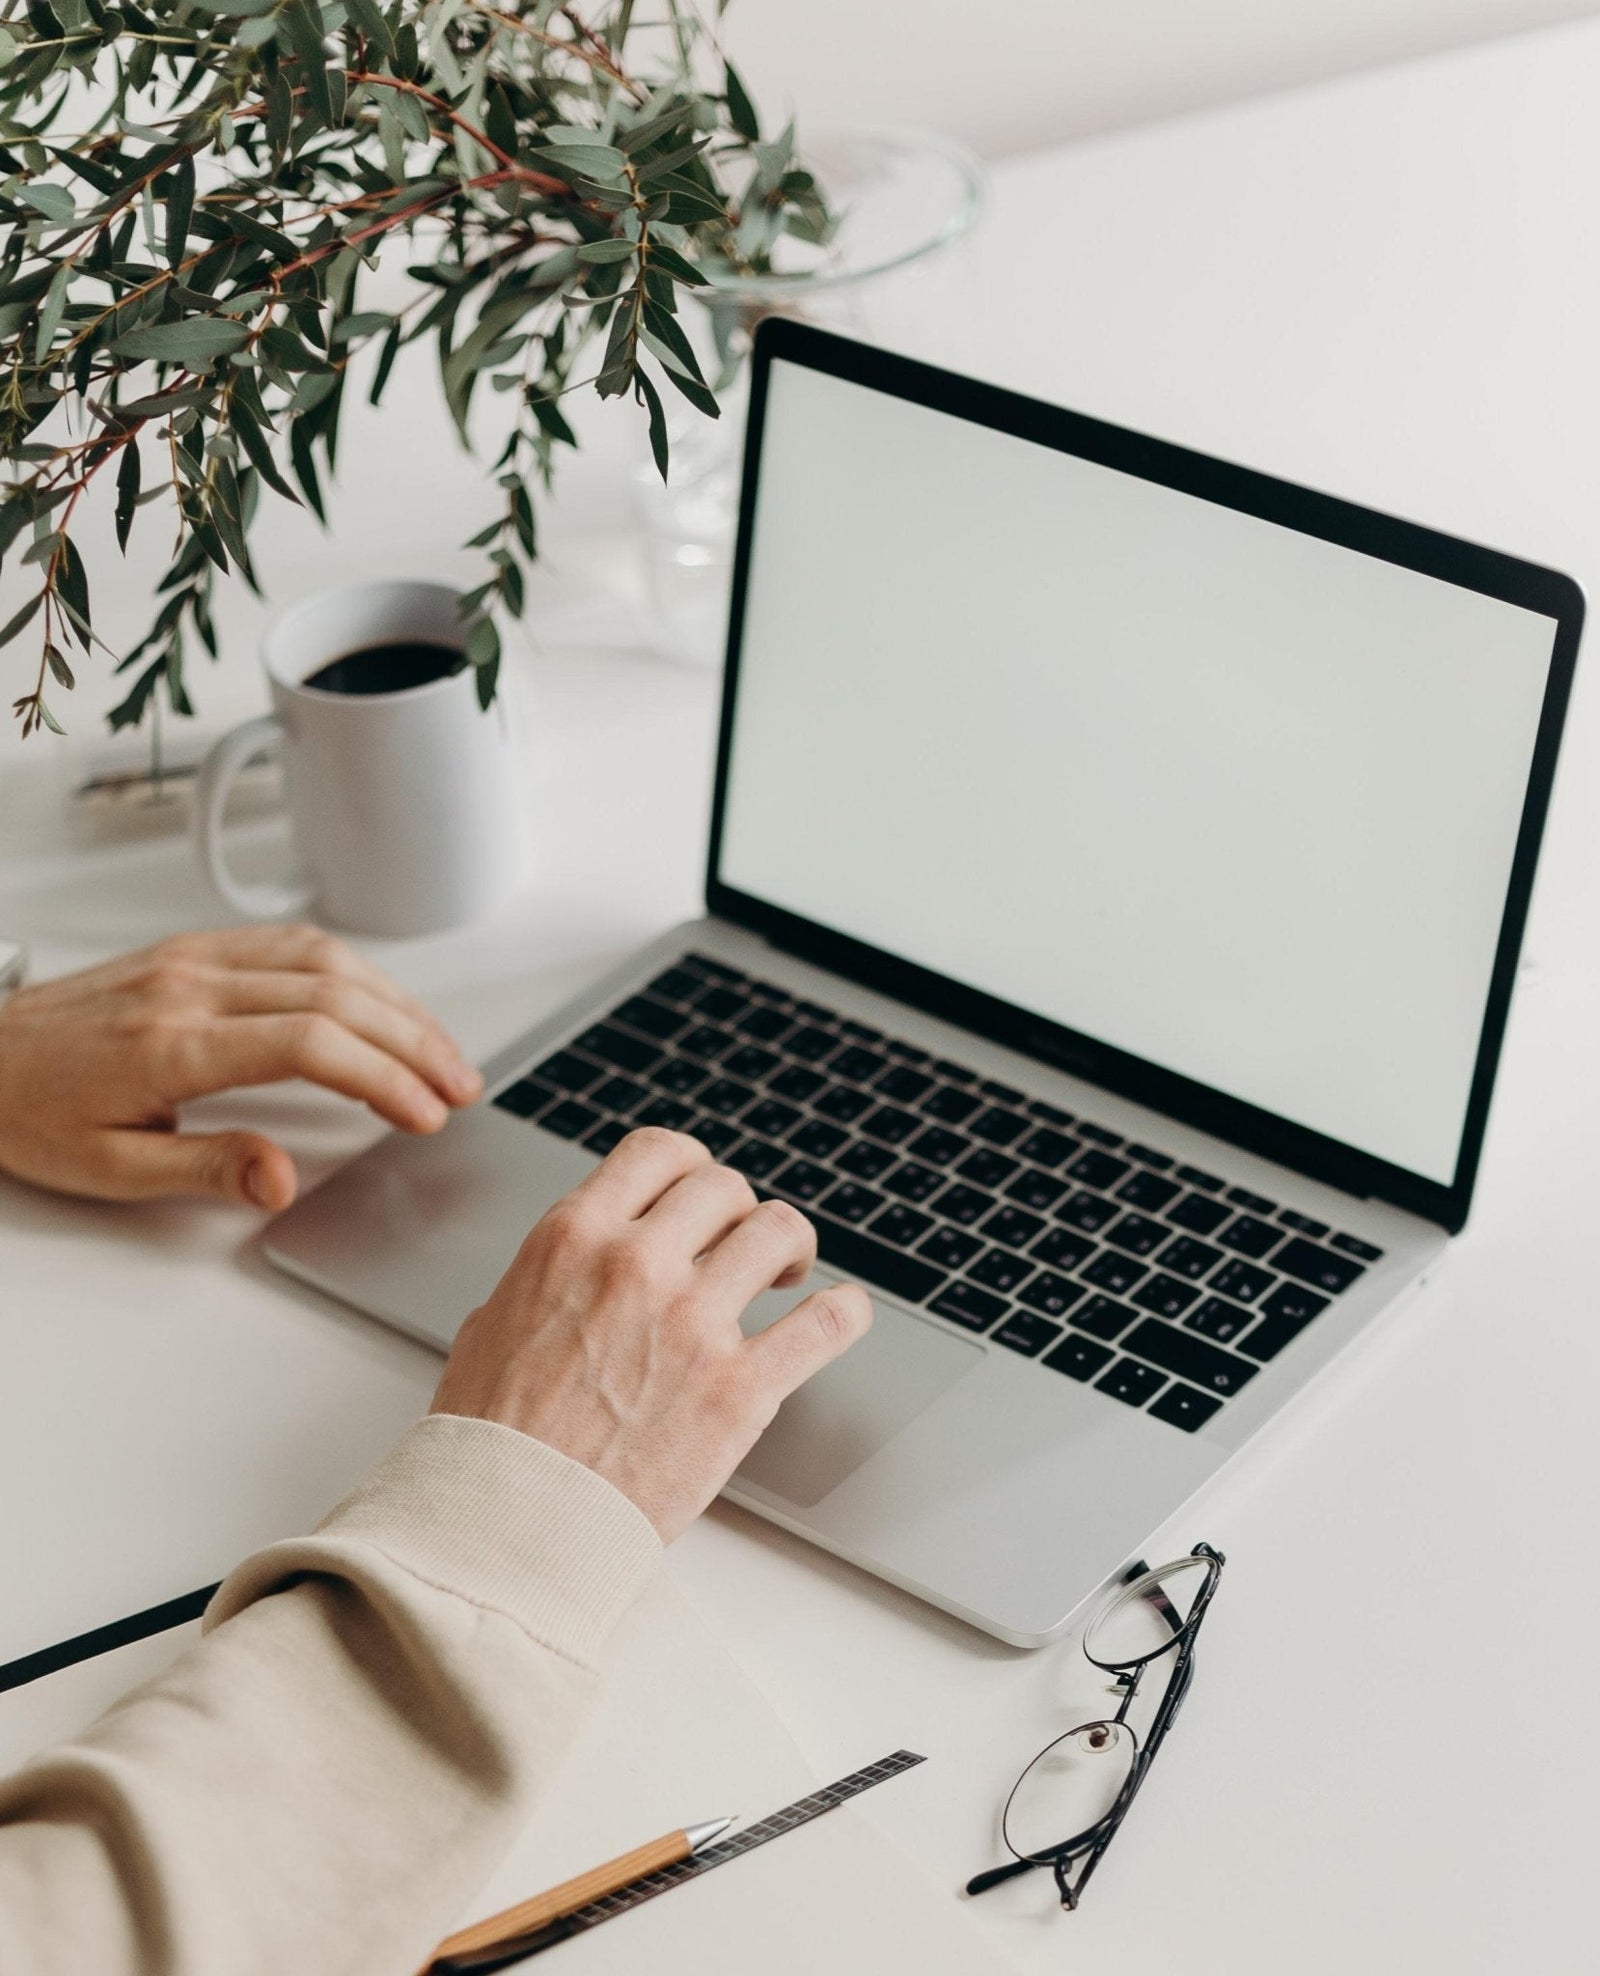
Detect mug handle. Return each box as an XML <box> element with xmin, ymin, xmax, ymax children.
<box><xmin>193</xmin><ymin>715</ymin><xmax>316</xmax><ymax>921</ymax></box>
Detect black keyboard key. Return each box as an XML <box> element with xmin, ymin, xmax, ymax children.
<box><xmin>1043</xmin><ymin>1334</ymin><xmax>1114</xmax><ymax>1382</ymax></box>
<box><xmin>534</xmin><ymin>1049</ymin><xmax>606</xmax><ymax>1094</ymax></box>
<box><xmin>648</xmin><ymin>965</ymin><xmax>703</xmax><ymax>1003</ymax></box>
<box><xmin>747</xmin><ymin>980</ymin><xmax>790</xmax><ymax>1004</ymax></box>
<box><xmin>992</xmin><ymin>1311</ymin><xmax>1063</xmax><ymax>1358</ymax></box>
<box><xmin>1005</xmin><ymin>1168</ymin><xmax>1068</xmax><ymax>1211</ymax></box>
<box><xmin>1148</xmin><ymin>1384</ymin><xmax>1224</xmax><ymax>1433</ymax></box>
<box><xmin>982</xmin><ymin>1205</ymin><xmax>1045</xmax><ymax>1249</ymax></box>
<box><xmin>723</xmin><ymin>1044</ymin><xmax>780</xmax><ymax>1083</ymax></box>
<box><xmin>1124</xmin><ymin>1144</ymin><xmax>1174</xmax><ymax>1171</ymax></box>
<box><xmin>907</xmin><ymin>1126</ymin><xmax>969</xmax><ymax>1166</ymax></box>
<box><xmin>593</xmin><ymin>1074</ymin><xmax>648</xmax><ymax>1113</ymax></box>
<box><xmin>871</xmin><ymin>1204</ymin><xmax>934</xmax><ymax>1247</ymax></box>
<box><xmin>790</xmin><ymin>1118</ymin><xmax>848</xmax><ymax>1160</ymax></box>
<box><xmin>1096</xmin><ymin>1358</ymin><xmax>1167</xmax><ymax>1407</ymax></box>
<box><xmin>577</xmin><ymin>1023</ymin><xmax>660</xmax><ymax>1075</ymax></box>
<box><xmin>924</xmin><ymin>1085</ymin><xmax>981</xmax><ymax>1124</ymax></box>
<box><xmin>1176</xmin><ymin>1163</ymin><xmax>1223</xmax><ymax>1192</ymax></box>
<box><xmin>495</xmin><ymin>1077</ymin><xmax>556</xmax><ymax>1119</ymax></box>
<box><xmin>771</xmin><ymin>1159</ymin><xmax>833</xmax><ymax>1203</ymax></box>
<box><xmin>979</xmin><ymin>1077</ymin><xmax>1025</xmax><ymax>1102</ymax></box>
<box><xmin>1240</xmin><ymin>1282</ymin><xmax>1330</xmax><ymax>1361</ymax></box>
<box><xmin>815</xmin><ymin>1084</ymin><xmax>874</xmax><ymax>1124</ymax></box>
<box><xmin>1209</xmin><ymin>1258</ymin><xmax>1274</xmax><ymax>1304</ymax></box>
<box><xmin>969</xmin><ymin>1105</ymin><xmax>1029</xmax><ymax>1147</ymax></box>
<box><xmin>786</xmin><ymin>1025</ymin><xmax>838</xmax><ymax>1062</ymax></box>
<box><xmin>1279</xmin><ymin>1209</ymin><xmax>1330</xmax><ymax>1238</ymax></box>
<box><xmin>929</xmin><ymin>1280</ymin><xmax>1006</xmax><ymax>1332</ymax></box>
<box><xmin>956</xmin><ymin>1147</ymin><xmax>1019</xmax><ymax>1188</ymax></box>
<box><xmin>1070</xmin><ymin>1294</ymin><xmax>1138</xmax><ymax>1343</ymax></box>
<box><xmin>1156</xmin><ymin>1235</ymin><xmax>1224</xmax><ymax>1281</ymax></box>
<box><xmin>1076</xmin><ymin>1123</ymin><xmax>1123</xmax><ymax>1148</ymax></box>
<box><xmin>1331</xmin><ymin>1231</ymin><xmax>1384</xmax><ymax>1263</ymax></box>
<box><xmin>636</xmin><ymin>1096</ymin><xmax>693</xmax><ymax>1130</ymax></box>
<box><xmin>831</xmin><ymin>1045</ymin><xmax>888</xmax><ymax>1083</ymax></box>
<box><xmin>1083</xmin><ymin>1250</ymin><xmax>1147</xmax><ymax>1297</ymax></box>
<box><xmin>1123</xmin><ymin>1317</ymin><xmax>1257</xmax><ymax>1397</ymax></box>
<box><xmin>1018</xmin><ymin>1271</ymin><xmax>1085</xmax><ymax>1319</ymax></box>
<box><xmin>694</xmin><ymin>985</ymin><xmax>745</xmax><ymax>1021</ymax></box>
<box><xmin>688</xmin><ymin>955</ymin><xmax>743</xmax><ymax>981</ymax></box>
<box><xmin>1031</xmin><ymin>1226</ymin><xmax>1095</xmax><ymax>1272</ymax></box>
<box><xmin>737</xmin><ymin>1005</ymin><xmax>793</xmax><ymax>1042</ymax></box>
<box><xmin>542</xmin><ymin>1097</ymin><xmax>601</xmax><ymax>1140</ymax></box>
<box><xmin>1186</xmin><ymin>1296</ymin><xmax>1253</xmax><ymax>1345</ymax></box>
<box><xmin>861</xmin><ymin>1105</ymin><xmax>920</xmax><ymax>1146</ymax></box>
<box><xmin>1027</xmin><ymin>1098</ymin><xmax>1074</xmax><ymax>1126</ymax></box>
<box><xmin>1217</xmin><ymin>1214</ymin><xmax>1283</xmax><ymax>1260</ymax></box>
<box><xmin>883</xmin><ymin>1162</ymin><xmax>944</xmax><ymax>1204</ymax></box>
<box><xmin>1169</xmin><ymin>1191</ymin><xmax>1230</xmax><ymax>1235</ymax></box>
<box><xmin>933</xmin><ymin>1058</ymin><xmax>975</xmax><ymax>1084</ymax></box>
<box><xmin>919</xmin><ymin>1224</ymin><xmax>982</xmax><ymax>1269</ymax></box>
<box><xmin>840</xmin><ymin>1018</ymin><xmax>882</xmax><ymax>1042</ymax></box>
<box><xmin>887</xmin><ymin>1040</ymin><xmax>930</xmax><ymax>1064</ymax></box>
<box><xmin>1117</xmin><ymin>1170</ymin><xmax>1181</xmax><ymax>1212</ymax></box>
<box><xmin>677</xmin><ymin>1024</ymin><xmax>731</xmax><ymax>1061</ymax></box>
<box><xmin>744</xmin><ymin>1098</ymin><xmax>801</xmax><ymax>1138</ymax></box>
<box><xmin>794</xmin><ymin>1000</ymin><xmax>832</xmax><ymax>1023</ymax></box>
<box><xmin>810</xmin><ymin>1215</ymin><xmax>946</xmax><ymax>1305</ymax></box>
<box><xmin>616</xmin><ymin>994</ymin><xmax>689</xmax><ymax>1040</ymax></box>
<box><xmin>819</xmin><ymin>1181</ymin><xmax>884</xmax><ymax>1226</ymax></box>
<box><xmin>1067</xmin><ymin>1149</ymin><xmax>1131</xmax><ymax>1190</ymax></box>
<box><xmin>699</xmin><ymin>1077</ymin><xmax>755</xmax><ymax>1117</ymax></box>
<box><xmin>1132</xmin><ymin>1273</ymin><xmax>1200</xmax><ymax>1320</ymax></box>
<box><xmin>1016</xmin><ymin>1127</ymin><xmax>1078</xmax><ymax>1169</ymax></box>
<box><xmin>688</xmin><ymin>1117</ymin><xmax>741</xmax><ymax>1157</ymax></box>
<box><xmin>969</xmin><ymin>1247</ymin><xmax>1034</xmax><ymax>1295</ymax></box>
<box><xmin>726</xmin><ymin>1138</ymin><xmax>786</xmax><ymax>1179</ymax></box>
<box><xmin>1056</xmin><ymin>1190</ymin><xmax>1120</xmax><ymax>1233</ymax></box>
<box><xmin>1104</xmin><ymin>1213</ymin><xmax>1168</xmax><ymax>1257</ymax></box>
<box><xmin>649</xmin><ymin>1058</ymin><xmax>707</xmax><ymax>1096</ymax></box>
<box><xmin>838</xmin><ymin>1139</ymin><xmax>897</xmax><ymax>1180</ymax></box>
<box><xmin>932</xmin><ymin>1182</ymin><xmax>995</xmax><ymax>1226</ymax></box>
<box><xmin>1226</xmin><ymin>1185</ymin><xmax>1276</xmax><ymax>1214</ymax></box>
<box><xmin>878</xmin><ymin>1064</ymin><xmax>934</xmax><ymax>1103</ymax></box>
<box><xmin>583</xmin><ymin>1118</ymin><xmax>630</xmax><ymax>1154</ymax></box>
<box><xmin>770</xmin><ymin>1064</ymin><xmax>827</xmax><ymax>1103</ymax></box>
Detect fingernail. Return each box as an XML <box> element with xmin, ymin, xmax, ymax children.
<box><xmin>244</xmin><ymin>1160</ymin><xmax>273</xmax><ymax>1208</ymax></box>
<box><xmin>449</xmin><ymin>1062</ymin><xmax>483</xmax><ymax>1101</ymax></box>
<box><xmin>418</xmin><ymin>1094</ymin><xmax>450</xmax><ymax>1130</ymax></box>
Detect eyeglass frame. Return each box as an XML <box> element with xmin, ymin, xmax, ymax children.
<box><xmin>966</xmin><ymin>1541</ymin><xmax>1226</xmax><ymax>1912</ymax></box>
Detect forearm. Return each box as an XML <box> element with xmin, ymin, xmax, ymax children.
<box><xmin>0</xmin><ymin>1415</ymin><xmax>660</xmax><ymax>1976</ymax></box>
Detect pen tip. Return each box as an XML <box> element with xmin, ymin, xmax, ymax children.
<box><xmin>685</xmin><ymin>1815</ymin><xmax>736</xmax><ymax>1851</ymax></box>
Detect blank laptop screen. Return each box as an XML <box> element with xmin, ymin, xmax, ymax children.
<box><xmin>717</xmin><ymin>358</ymin><xmax>1561</xmax><ymax>1188</ymax></box>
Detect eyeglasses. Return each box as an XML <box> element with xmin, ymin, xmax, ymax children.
<box><xmin>966</xmin><ymin>1542</ymin><xmax>1226</xmax><ymax>1912</ymax></box>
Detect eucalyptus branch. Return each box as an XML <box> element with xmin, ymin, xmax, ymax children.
<box><xmin>0</xmin><ymin>0</ymin><xmax>829</xmax><ymax>736</ymax></box>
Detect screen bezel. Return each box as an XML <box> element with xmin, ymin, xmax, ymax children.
<box><xmin>704</xmin><ymin>318</ymin><xmax>1583</xmax><ymax>1232</ymax></box>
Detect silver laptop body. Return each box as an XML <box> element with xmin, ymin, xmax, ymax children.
<box><xmin>266</xmin><ymin>322</ymin><xmax>1581</xmax><ymax>1648</ymax></box>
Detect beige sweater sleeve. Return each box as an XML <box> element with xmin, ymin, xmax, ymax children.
<box><xmin>0</xmin><ymin>1413</ymin><xmax>661</xmax><ymax>1976</ymax></box>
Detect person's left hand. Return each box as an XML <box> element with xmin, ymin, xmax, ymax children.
<box><xmin>0</xmin><ymin>925</ymin><xmax>482</xmax><ymax>1209</ymax></box>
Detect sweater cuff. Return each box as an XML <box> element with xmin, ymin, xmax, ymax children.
<box><xmin>313</xmin><ymin>1414</ymin><xmax>662</xmax><ymax>1668</ymax></box>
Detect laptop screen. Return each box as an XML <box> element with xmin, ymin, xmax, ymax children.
<box><xmin>715</xmin><ymin>352</ymin><xmax>1566</xmax><ymax>1193</ymax></box>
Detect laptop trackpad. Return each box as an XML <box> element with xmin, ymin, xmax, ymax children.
<box><xmin>735</xmin><ymin>1273</ymin><xmax>982</xmax><ymax>1509</ymax></box>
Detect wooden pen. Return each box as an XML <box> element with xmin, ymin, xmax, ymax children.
<box><xmin>421</xmin><ymin>1815</ymin><xmax>735</xmax><ymax>1974</ymax></box>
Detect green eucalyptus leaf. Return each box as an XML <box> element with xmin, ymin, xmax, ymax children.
<box><xmin>20</xmin><ymin>181</ymin><xmax>74</xmax><ymax>222</ymax></box>
<box><xmin>112</xmin><ymin>316</ymin><xmax>250</xmax><ymax>362</ymax></box>
<box><xmin>724</xmin><ymin>62</ymin><xmax>760</xmax><ymax>142</ymax></box>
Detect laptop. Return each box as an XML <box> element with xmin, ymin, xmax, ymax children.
<box><xmin>265</xmin><ymin>319</ymin><xmax>1583</xmax><ymax>1647</ymax></box>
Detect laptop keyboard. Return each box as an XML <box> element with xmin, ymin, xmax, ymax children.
<box><xmin>494</xmin><ymin>953</ymin><xmax>1383</xmax><ymax>1436</ymax></box>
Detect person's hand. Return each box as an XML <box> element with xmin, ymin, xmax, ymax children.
<box><xmin>0</xmin><ymin>925</ymin><xmax>481</xmax><ymax>1209</ymax></box>
<box><xmin>431</xmin><ymin>1128</ymin><xmax>872</xmax><ymax>1540</ymax></box>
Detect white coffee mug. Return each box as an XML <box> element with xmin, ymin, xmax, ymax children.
<box><xmin>194</xmin><ymin>581</ymin><xmax>530</xmax><ymax>937</ymax></box>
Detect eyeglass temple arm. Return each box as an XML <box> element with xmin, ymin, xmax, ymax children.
<box><xmin>966</xmin><ymin>1855</ymin><xmax>1046</xmax><ymax>1897</ymax></box>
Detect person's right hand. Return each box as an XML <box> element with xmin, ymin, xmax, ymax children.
<box><xmin>431</xmin><ymin>1128</ymin><xmax>873</xmax><ymax>1541</ymax></box>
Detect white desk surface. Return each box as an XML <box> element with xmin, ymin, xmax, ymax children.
<box><xmin>3</xmin><ymin>20</ymin><xmax>1599</xmax><ymax>1972</ymax></box>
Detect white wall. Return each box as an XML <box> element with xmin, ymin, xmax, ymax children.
<box><xmin>723</xmin><ymin>0</ymin><xmax>1600</xmax><ymax>157</ymax></box>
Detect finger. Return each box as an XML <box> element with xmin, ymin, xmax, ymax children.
<box><xmin>97</xmin><ymin>1127</ymin><xmax>298</xmax><ymax>1209</ymax></box>
<box><xmin>203</xmin><ymin>969</ymin><xmax>480</xmax><ymax>1104</ymax></box>
<box><xmin>697</xmin><ymin>1196</ymin><xmax>818</xmax><ymax>1301</ymax></box>
<box><xmin>640</xmin><ymin>1160</ymin><xmax>760</xmax><ymax>1261</ymax></box>
<box><xmin>566</xmin><ymin>1126</ymin><xmax>710</xmax><ymax>1220</ymax></box>
<box><xmin>743</xmin><ymin>1279</ymin><xmax>874</xmax><ymax>1401</ymax></box>
<box><xmin>167</xmin><ymin>925</ymin><xmax>445</xmax><ymax>1031</ymax></box>
<box><xmin>166</xmin><ymin>1013</ymin><xmax>452</xmax><ymax>1133</ymax></box>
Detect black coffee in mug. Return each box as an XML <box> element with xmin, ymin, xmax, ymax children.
<box><xmin>301</xmin><ymin>640</ymin><xmax>462</xmax><ymax>697</ymax></box>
